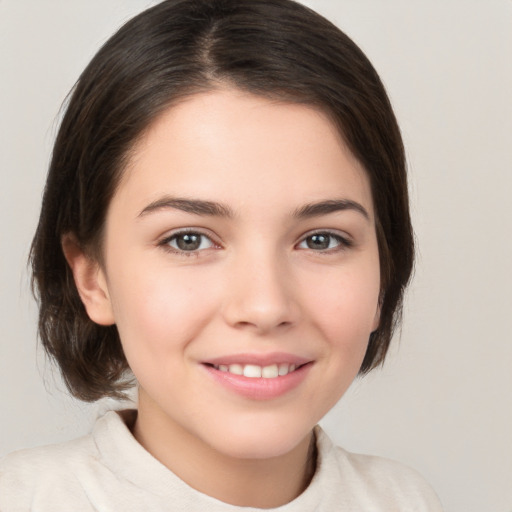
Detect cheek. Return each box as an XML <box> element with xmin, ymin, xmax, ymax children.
<box><xmin>304</xmin><ymin>263</ymin><xmax>380</xmax><ymax>350</ymax></box>
<box><xmin>290</xmin><ymin>271</ymin><xmax>380</xmax><ymax>420</ymax></box>
<box><xmin>107</xmin><ymin>261</ymin><xmax>220</xmax><ymax>363</ymax></box>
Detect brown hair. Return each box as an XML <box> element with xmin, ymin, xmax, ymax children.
<box><xmin>31</xmin><ymin>0</ymin><xmax>414</xmax><ymax>401</ymax></box>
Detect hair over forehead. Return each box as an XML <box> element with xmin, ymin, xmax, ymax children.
<box><xmin>31</xmin><ymin>0</ymin><xmax>414</xmax><ymax>401</ymax></box>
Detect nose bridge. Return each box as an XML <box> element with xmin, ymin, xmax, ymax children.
<box><xmin>222</xmin><ymin>240</ymin><xmax>298</xmax><ymax>333</ymax></box>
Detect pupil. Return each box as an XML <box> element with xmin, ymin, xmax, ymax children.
<box><xmin>177</xmin><ymin>234</ymin><xmax>201</xmax><ymax>251</ymax></box>
<box><xmin>308</xmin><ymin>234</ymin><xmax>329</xmax><ymax>250</ymax></box>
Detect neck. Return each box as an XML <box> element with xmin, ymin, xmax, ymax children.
<box><xmin>132</xmin><ymin>393</ymin><xmax>317</xmax><ymax>508</ymax></box>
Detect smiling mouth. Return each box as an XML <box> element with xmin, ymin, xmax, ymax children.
<box><xmin>202</xmin><ymin>359</ymin><xmax>313</xmax><ymax>399</ymax></box>
<box><xmin>204</xmin><ymin>362</ymin><xmax>308</xmax><ymax>379</ymax></box>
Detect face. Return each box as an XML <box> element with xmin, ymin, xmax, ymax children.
<box><xmin>92</xmin><ymin>89</ymin><xmax>380</xmax><ymax>460</ymax></box>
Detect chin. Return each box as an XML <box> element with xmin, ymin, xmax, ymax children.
<box><xmin>202</xmin><ymin>414</ymin><xmax>314</xmax><ymax>460</ymax></box>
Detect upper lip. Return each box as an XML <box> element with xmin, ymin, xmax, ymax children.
<box><xmin>203</xmin><ymin>352</ymin><xmax>312</xmax><ymax>367</ymax></box>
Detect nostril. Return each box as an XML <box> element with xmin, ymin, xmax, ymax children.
<box><xmin>232</xmin><ymin>319</ymin><xmax>293</xmax><ymax>333</ymax></box>
<box><xmin>234</xmin><ymin>321</ymin><xmax>255</xmax><ymax>328</ymax></box>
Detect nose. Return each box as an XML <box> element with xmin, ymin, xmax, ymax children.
<box><xmin>221</xmin><ymin>249</ymin><xmax>300</xmax><ymax>335</ymax></box>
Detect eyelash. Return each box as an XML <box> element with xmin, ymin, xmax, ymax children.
<box><xmin>297</xmin><ymin>231</ymin><xmax>353</xmax><ymax>253</ymax></box>
<box><xmin>158</xmin><ymin>229</ymin><xmax>219</xmax><ymax>257</ymax></box>
<box><xmin>158</xmin><ymin>229</ymin><xmax>352</xmax><ymax>257</ymax></box>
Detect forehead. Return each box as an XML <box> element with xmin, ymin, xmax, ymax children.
<box><xmin>115</xmin><ymin>88</ymin><xmax>374</xmax><ymax>218</ymax></box>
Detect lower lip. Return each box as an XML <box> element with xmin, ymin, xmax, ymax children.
<box><xmin>202</xmin><ymin>363</ymin><xmax>312</xmax><ymax>400</ymax></box>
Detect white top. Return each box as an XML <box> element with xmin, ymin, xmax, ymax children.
<box><xmin>0</xmin><ymin>410</ymin><xmax>443</xmax><ymax>511</ymax></box>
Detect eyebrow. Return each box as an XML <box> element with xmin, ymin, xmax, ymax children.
<box><xmin>138</xmin><ymin>196</ymin><xmax>369</xmax><ymax>221</ymax></box>
<box><xmin>138</xmin><ymin>197</ymin><xmax>235</xmax><ymax>218</ymax></box>
<box><xmin>293</xmin><ymin>199</ymin><xmax>370</xmax><ymax>220</ymax></box>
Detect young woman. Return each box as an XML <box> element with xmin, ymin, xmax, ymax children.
<box><xmin>0</xmin><ymin>0</ymin><xmax>443</xmax><ymax>509</ymax></box>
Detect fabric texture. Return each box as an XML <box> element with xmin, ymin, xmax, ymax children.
<box><xmin>0</xmin><ymin>410</ymin><xmax>443</xmax><ymax>511</ymax></box>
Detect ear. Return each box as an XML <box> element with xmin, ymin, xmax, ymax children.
<box><xmin>61</xmin><ymin>234</ymin><xmax>115</xmax><ymax>326</ymax></box>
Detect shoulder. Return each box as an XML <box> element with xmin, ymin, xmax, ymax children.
<box><xmin>0</xmin><ymin>433</ymin><xmax>98</xmax><ymax>511</ymax></box>
<box><xmin>0</xmin><ymin>431</ymin><xmax>96</xmax><ymax>478</ymax></box>
<box><xmin>0</xmin><ymin>409</ymin><xmax>140</xmax><ymax>511</ymax></box>
<box><xmin>339</xmin><ymin>448</ymin><xmax>443</xmax><ymax>505</ymax></box>
<box><xmin>314</xmin><ymin>427</ymin><xmax>444</xmax><ymax>511</ymax></box>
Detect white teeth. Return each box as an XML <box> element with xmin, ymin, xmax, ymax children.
<box><xmin>243</xmin><ymin>364</ymin><xmax>262</xmax><ymax>378</ymax></box>
<box><xmin>213</xmin><ymin>363</ymin><xmax>299</xmax><ymax>378</ymax></box>
<box><xmin>278</xmin><ymin>363</ymin><xmax>289</xmax><ymax>376</ymax></box>
<box><xmin>228</xmin><ymin>364</ymin><xmax>244</xmax><ymax>375</ymax></box>
<box><xmin>262</xmin><ymin>364</ymin><xmax>279</xmax><ymax>378</ymax></box>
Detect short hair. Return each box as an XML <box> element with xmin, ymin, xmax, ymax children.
<box><xmin>31</xmin><ymin>0</ymin><xmax>414</xmax><ymax>401</ymax></box>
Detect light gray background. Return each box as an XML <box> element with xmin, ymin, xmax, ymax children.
<box><xmin>1</xmin><ymin>1</ymin><xmax>511</xmax><ymax>511</ymax></box>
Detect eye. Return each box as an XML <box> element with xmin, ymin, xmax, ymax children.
<box><xmin>161</xmin><ymin>231</ymin><xmax>215</xmax><ymax>253</ymax></box>
<box><xmin>297</xmin><ymin>232</ymin><xmax>351</xmax><ymax>251</ymax></box>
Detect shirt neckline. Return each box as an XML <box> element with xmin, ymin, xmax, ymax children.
<box><xmin>92</xmin><ymin>409</ymin><xmax>332</xmax><ymax>511</ymax></box>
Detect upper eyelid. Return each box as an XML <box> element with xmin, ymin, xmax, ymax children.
<box><xmin>158</xmin><ymin>228</ymin><xmax>222</xmax><ymax>250</ymax></box>
<box><xmin>298</xmin><ymin>228</ymin><xmax>352</xmax><ymax>242</ymax></box>
<box><xmin>157</xmin><ymin>227</ymin><xmax>353</xmax><ymax>248</ymax></box>
<box><xmin>159</xmin><ymin>227</ymin><xmax>217</xmax><ymax>241</ymax></box>
<box><xmin>295</xmin><ymin>231</ymin><xmax>354</xmax><ymax>252</ymax></box>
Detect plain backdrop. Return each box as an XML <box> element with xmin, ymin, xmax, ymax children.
<box><xmin>1</xmin><ymin>1</ymin><xmax>511</xmax><ymax>511</ymax></box>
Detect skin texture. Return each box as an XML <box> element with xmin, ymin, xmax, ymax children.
<box><xmin>64</xmin><ymin>88</ymin><xmax>381</xmax><ymax>507</ymax></box>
